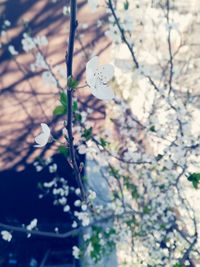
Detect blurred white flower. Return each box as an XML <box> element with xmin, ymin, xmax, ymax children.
<box><xmin>74</xmin><ymin>200</ymin><xmax>81</xmax><ymax>207</ymax></box>
<box><xmin>72</xmin><ymin>246</ymin><xmax>80</xmax><ymax>259</ymax></box>
<box><xmin>31</xmin><ymin>52</ymin><xmax>48</xmax><ymax>70</ymax></box>
<box><xmin>78</xmin><ymin>144</ymin><xmax>87</xmax><ymax>154</ymax></box>
<box><xmin>1</xmin><ymin>230</ymin><xmax>12</xmax><ymax>242</ymax></box>
<box><xmin>75</xmin><ymin>211</ymin><xmax>90</xmax><ymax>226</ymax></box>
<box><xmin>88</xmin><ymin>0</ymin><xmax>99</xmax><ymax>12</ymax></box>
<box><xmin>63</xmin><ymin>205</ymin><xmax>70</xmax><ymax>212</ymax></box>
<box><xmin>34</xmin><ymin>123</ymin><xmax>51</xmax><ymax>147</ymax></box>
<box><xmin>8</xmin><ymin>45</ymin><xmax>18</xmax><ymax>56</ymax></box>
<box><xmin>22</xmin><ymin>33</ymin><xmax>35</xmax><ymax>52</ymax></box>
<box><xmin>63</xmin><ymin>6</ymin><xmax>70</xmax><ymax>15</ymax></box>
<box><xmin>49</xmin><ymin>163</ymin><xmax>57</xmax><ymax>173</ymax></box>
<box><xmin>34</xmin><ymin>35</ymin><xmax>48</xmax><ymax>47</ymax></box>
<box><xmin>43</xmin><ymin>180</ymin><xmax>55</xmax><ymax>188</ymax></box>
<box><xmin>81</xmin><ymin>204</ymin><xmax>87</xmax><ymax>211</ymax></box>
<box><xmin>86</xmin><ymin>56</ymin><xmax>115</xmax><ymax>100</ymax></box>
<box><xmin>105</xmin><ymin>24</ymin><xmax>121</xmax><ymax>44</ymax></box>
<box><xmin>42</xmin><ymin>71</ymin><xmax>57</xmax><ymax>87</ymax></box>
<box><xmin>72</xmin><ymin>221</ymin><xmax>78</xmax><ymax>228</ymax></box>
<box><xmin>26</xmin><ymin>218</ymin><xmax>38</xmax><ymax>231</ymax></box>
<box><xmin>88</xmin><ymin>189</ymin><xmax>96</xmax><ymax>201</ymax></box>
<box><xmin>36</xmin><ymin>165</ymin><xmax>43</xmax><ymax>172</ymax></box>
<box><xmin>4</xmin><ymin>20</ymin><xmax>11</xmax><ymax>27</ymax></box>
<box><xmin>1</xmin><ymin>30</ymin><xmax>6</xmax><ymax>37</ymax></box>
<box><xmin>75</xmin><ymin>188</ymin><xmax>81</xmax><ymax>195</ymax></box>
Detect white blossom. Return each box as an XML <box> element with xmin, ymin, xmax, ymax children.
<box><xmin>8</xmin><ymin>45</ymin><xmax>18</xmax><ymax>56</ymax></box>
<box><xmin>42</xmin><ymin>71</ymin><xmax>57</xmax><ymax>87</ymax></box>
<box><xmin>78</xmin><ymin>144</ymin><xmax>87</xmax><ymax>154</ymax></box>
<box><xmin>4</xmin><ymin>20</ymin><xmax>11</xmax><ymax>27</ymax></box>
<box><xmin>49</xmin><ymin>163</ymin><xmax>57</xmax><ymax>173</ymax></box>
<box><xmin>63</xmin><ymin>6</ymin><xmax>70</xmax><ymax>15</ymax></box>
<box><xmin>87</xmin><ymin>0</ymin><xmax>99</xmax><ymax>12</ymax></box>
<box><xmin>1</xmin><ymin>230</ymin><xmax>12</xmax><ymax>242</ymax></box>
<box><xmin>86</xmin><ymin>56</ymin><xmax>115</xmax><ymax>100</ymax></box>
<box><xmin>34</xmin><ymin>35</ymin><xmax>48</xmax><ymax>47</ymax></box>
<box><xmin>75</xmin><ymin>188</ymin><xmax>81</xmax><ymax>195</ymax></box>
<box><xmin>34</xmin><ymin>123</ymin><xmax>51</xmax><ymax>147</ymax></box>
<box><xmin>88</xmin><ymin>190</ymin><xmax>96</xmax><ymax>201</ymax></box>
<box><xmin>26</xmin><ymin>218</ymin><xmax>38</xmax><ymax>231</ymax></box>
<box><xmin>74</xmin><ymin>200</ymin><xmax>81</xmax><ymax>207</ymax></box>
<box><xmin>74</xmin><ymin>211</ymin><xmax>90</xmax><ymax>226</ymax></box>
<box><xmin>21</xmin><ymin>33</ymin><xmax>35</xmax><ymax>52</ymax></box>
<box><xmin>72</xmin><ymin>246</ymin><xmax>81</xmax><ymax>259</ymax></box>
<box><xmin>63</xmin><ymin>205</ymin><xmax>70</xmax><ymax>212</ymax></box>
<box><xmin>72</xmin><ymin>221</ymin><xmax>78</xmax><ymax>228</ymax></box>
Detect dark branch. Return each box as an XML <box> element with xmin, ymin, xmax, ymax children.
<box><xmin>65</xmin><ymin>0</ymin><xmax>85</xmax><ymax>199</ymax></box>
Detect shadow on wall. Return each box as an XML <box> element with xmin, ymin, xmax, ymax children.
<box><xmin>0</xmin><ymin>0</ymin><xmax>110</xmax><ymax>171</ymax></box>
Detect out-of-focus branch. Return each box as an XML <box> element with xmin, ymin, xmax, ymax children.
<box><xmin>166</xmin><ymin>0</ymin><xmax>174</xmax><ymax>94</ymax></box>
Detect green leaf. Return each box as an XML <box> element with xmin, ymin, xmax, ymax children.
<box><xmin>53</xmin><ymin>105</ymin><xmax>66</xmax><ymax>116</ymax></box>
<box><xmin>67</xmin><ymin>76</ymin><xmax>79</xmax><ymax>89</ymax></box>
<box><xmin>109</xmin><ymin>165</ymin><xmax>120</xmax><ymax>180</ymax></box>
<box><xmin>99</xmin><ymin>138</ymin><xmax>109</xmax><ymax>148</ymax></box>
<box><xmin>143</xmin><ymin>205</ymin><xmax>151</xmax><ymax>214</ymax></box>
<box><xmin>155</xmin><ymin>154</ymin><xmax>163</xmax><ymax>161</ymax></box>
<box><xmin>124</xmin><ymin>0</ymin><xmax>129</xmax><ymax>10</ymax></box>
<box><xmin>73</xmin><ymin>100</ymin><xmax>78</xmax><ymax>112</ymax></box>
<box><xmin>58</xmin><ymin>145</ymin><xmax>69</xmax><ymax>158</ymax></box>
<box><xmin>60</xmin><ymin>91</ymin><xmax>67</xmax><ymax>107</ymax></box>
<box><xmin>82</xmin><ymin>127</ymin><xmax>93</xmax><ymax>141</ymax></box>
<box><xmin>74</xmin><ymin>113</ymin><xmax>82</xmax><ymax>122</ymax></box>
<box><xmin>187</xmin><ymin>173</ymin><xmax>200</xmax><ymax>189</ymax></box>
<box><xmin>173</xmin><ymin>264</ymin><xmax>183</xmax><ymax>267</ymax></box>
<box><xmin>149</xmin><ymin>125</ymin><xmax>156</xmax><ymax>132</ymax></box>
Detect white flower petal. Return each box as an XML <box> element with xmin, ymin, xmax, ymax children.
<box><xmin>98</xmin><ymin>64</ymin><xmax>114</xmax><ymax>83</ymax></box>
<box><xmin>86</xmin><ymin>56</ymin><xmax>99</xmax><ymax>69</ymax></box>
<box><xmin>91</xmin><ymin>83</ymin><xmax>114</xmax><ymax>100</ymax></box>
<box><xmin>86</xmin><ymin>56</ymin><xmax>99</xmax><ymax>87</ymax></box>
<box><xmin>34</xmin><ymin>133</ymin><xmax>47</xmax><ymax>147</ymax></box>
<box><xmin>41</xmin><ymin>123</ymin><xmax>50</xmax><ymax>135</ymax></box>
<box><xmin>86</xmin><ymin>56</ymin><xmax>115</xmax><ymax>100</ymax></box>
<box><xmin>34</xmin><ymin>123</ymin><xmax>51</xmax><ymax>147</ymax></box>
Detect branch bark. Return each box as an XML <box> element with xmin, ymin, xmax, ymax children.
<box><xmin>65</xmin><ymin>0</ymin><xmax>85</xmax><ymax>200</ymax></box>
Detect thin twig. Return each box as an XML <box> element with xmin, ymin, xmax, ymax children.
<box><xmin>166</xmin><ymin>0</ymin><xmax>174</xmax><ymax>94</ymax></box>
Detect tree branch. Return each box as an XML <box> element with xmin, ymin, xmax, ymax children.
<box><xmin>65</xmin><ymin>0</ymin><xmax>85</xmax><ymax>200</ymax></box>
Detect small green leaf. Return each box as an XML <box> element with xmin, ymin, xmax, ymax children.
<box><xmin>149</xmin><ymin>125</ymin><xmax>156</xmax><ymax>132</ymax></box>
<box><xmin>99</xmin><ymin>138</ymin><xmax>109</xmax><ymax>148</ymax></box>
<box><xmin>73</xmin><ymin>100</ymin><xmax>78</xmax><ymax>112</ymax></box>
<box><xmin>74</xmin><ymin>113</ymin><xmax>82</xmax><ymax>122</ymax></box>
<box><xmin>155</xmin><ymin>154</ymin><xmax>163</xmax><ymax>161</ymax></box>
<box><xmin>60</xmin><ymin>91</ymin><xmax>67</xmax><ymax>107</ymax></box>
<box><xmin>82</xmin><ymin>127</ymin><xmax>93</xmax><ymax>141</ymax></box>
<box><xmin>58</xmin><ymin>145</ymin><xmax>69</xmax><ymax>158</ymax></box>
<box><xmin>143</xmin><ymin>205</ymin><xmax>151</xmax><ymax>214</ymax></box>
<box><xmin>124</xmin><ymin>0</ymin><xmax>129</xmax><ymax>10</ymax></box>
<box><xmin>67</xmin><ymin>76</ymin><xmax>79</xmax><ymax>89</ymax></box>
<box><xmin>109</xmin><ymin>165</ymin><xmax>120</xmax><ymax>180</ymax></box>
<box><xmin>187</xmin><ymin>173</ymin><xmax>200</xmax><ymax>189</ymax></box>
<box><xmin>53</xmin><ymin>105</ymin><xmax>66</xmax><ymax>116</ymax></box>
<box><xmin>173</xmin><ymin>264</ymin><xmax>183</xmax><ymax>267</ymax></box>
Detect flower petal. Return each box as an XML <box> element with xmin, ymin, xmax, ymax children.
<box><xmin>91</xmin><ymin>83</ymin><xmax>114</xmax><ymax>100</ymax></box>
<box><xmin>41</xmin><ymin>123</ymin><xmax>50</xmax><ymax>135</ymax></box>
<box><xmin>98</xmin><ymin>64</ymin><xmax>114</xmax><ymax>83</ymax></box>
<box><xmin>86</xmin><ymin>56</ymin><xmax>99</xmax><ymax>87</ymax></box>
<box><xmin>86</xmin><ymin>56</ymin><xmax>99</xmax><ymax>69</ymax></box>
<box><xmin>34</xmin><ymin>133</ymin><xmax>48</xmax><ymax>147</ymax></box>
